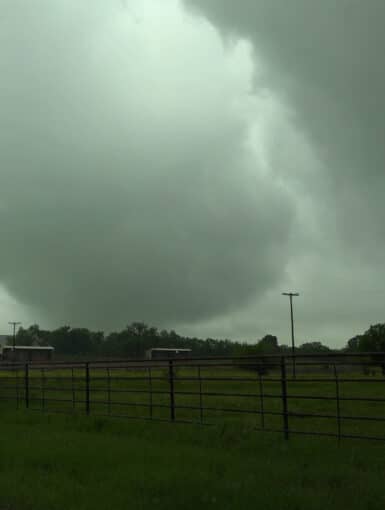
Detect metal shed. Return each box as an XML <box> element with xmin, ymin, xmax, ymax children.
<box><xmin>1</xmin><ymin>345</ymin><xmax>54</xmax><ymax>362</ymax></box>
<box><xmin>145</xmin><ymin>348</ymin><xmax>192</xmax><ymax>360</ymax></box>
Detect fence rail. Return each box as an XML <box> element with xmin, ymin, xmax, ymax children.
<box><xmin>1</xmin><ymin>353</ymin><xmax>385</xmax><ymax>441</ymax></box>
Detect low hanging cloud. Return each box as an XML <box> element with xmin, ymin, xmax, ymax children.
<box><xmin>185</xmin><ymin>0</ymin><xmax>385</xmax><ymax>260</ymax></box>
<box><xmin>0</xmin><ymin>0</ymin><xmax>296</xmax><ymax>330</ymax></box>
<box><xmin>175</xmin><ymin>0</ymin><xmax>385</xmax><ymax>345</ymax></box>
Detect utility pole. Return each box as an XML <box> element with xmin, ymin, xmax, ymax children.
<box><xmin>8</xmin><ymin>321</ymin><xmax>21</xmax><ymax>352</ymax></box>
<box><xmin>282</xmin><ymin>293</ymin><xmax>299</xmax><ymax>378</ymax></box>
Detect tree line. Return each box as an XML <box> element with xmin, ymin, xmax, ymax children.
<box><xmin>6</xmin><ymin>321</ymin><xmax>385</xmax><ymax>359</ymax></box>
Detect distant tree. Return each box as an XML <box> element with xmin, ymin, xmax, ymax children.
<box><xmin>357</xmin><ymin>324</ymin><xmax>385</xmax><ymax>374</ymax></box>
<box><xmin>256</xmin><ymin>335</ymin><xmax>279</xmax><ymax>353</ymax></box>
<box><xmin>345</xmin><ymin>336</ymin><xmax>361</xmax><ymax>352</ymax></box>
<box><xmin>297</xmin><ymin>341</ymin><xmax>331</xmax><ymax>353</ymax></box>
<box><xmin>342</xmin><ymin>325</ymin><xmax>385</xmax><ymax>375</ymax></box>
<box><xmin>9</xmin><ymin>324</ymin><xmax>49</xmax><ymax>346</ymax></box>
<box><xmin>48</xmin><ymin>326</ymin><xmax>103</xmax><ymax>356</ymax></box>
<box><xmin>9</xmin><ymin>323</ymin><xmax>293</xmax><ymax>360</ymax></box>
<box><xmin>49</xmin><ymin>326</ymin><xmax>71</xmax><ymax>354</ymax></box>
<box><xmin>359</xmin><ymin>324</ymin><xmax>385</xmax><ymax>352</ymax></box>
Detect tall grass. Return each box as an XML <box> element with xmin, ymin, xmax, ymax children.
<box><xmin>0</xmin><ymin>410</ymin><xmax>385</xmax><ymax>509</ymax></box>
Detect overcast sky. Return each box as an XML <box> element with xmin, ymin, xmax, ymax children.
<box><xmin>0</xmin><ymin>0</ymin><xmax>384</xmax><ymax>347</ymax></box>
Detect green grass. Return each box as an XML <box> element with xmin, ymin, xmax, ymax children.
<box><xmin>2</xmin><ymin>364</ymin><xmax>385</xmax><ymax>439</ymax></box>
<box><xmin>0</xmin><ymin>410</ymin><xmax>385</xmax><ymax>509</ymax></box>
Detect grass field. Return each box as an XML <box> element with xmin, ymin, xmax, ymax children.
<box><xmin>1</xmin><ymin>362</ymin><xmax>385</xmax><ymax>440</ymax></box>
<box><xmin>0</xmin><ymin>409</ymin><xmax>385</xmax><ymax>509</ymax></box>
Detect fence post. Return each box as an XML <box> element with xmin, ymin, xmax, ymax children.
<box><xmin>107</xmin><ymin>367</ymin><xmax>111</xmax><ymax>415</ymax></box>
<box><xmin>41</xmin><ymin>368</ymin><xmax>45</xmax><ymax>410</ymax></box>
<box><xmin>280</xmin><ymin>357</ymin><xmax>289</xmax><ymax>440</ymax></box>
<box><xmin>168</xmin><ymin>360</ymin><xmax>175</xmax><ymax>422</ymax></box>
<box><xmin>258</xmin><ymin>371</ymin><xmax>265</xmax><ymax>429</ymax></box>
<box><xmin>71</xmin><ymin>367</ymin><xmax>76</xmax><ymax>410</ymax></box>
<box><xmin>85</xmin><ymin>362</ymin><xmax>90</xmax><ymax>416</ymax></box>
<box><xmin>24</xmin><ymin>363</ymin><xmax>29</xmax><ymax>409</ymax></box>
<box><xmin>333</xmin><ymin>364</ymin><xmax>341</xmax><ymax>441</ymax></box>
<box><xmin>198</xmin><ymin>365</ymin><xmax>203</xmax><ymax>424</ymax></box>
<box><xmin>15</xmin><ymin>366</ymin><xmax>20</xmax><ymax>410</ymax></box>
<box><xmin>148</xmin><ymin>367</ymin><xmax>153</xmax><ymax>420</ymax></box>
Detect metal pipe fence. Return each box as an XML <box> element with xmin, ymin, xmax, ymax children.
<box><xmin>0</xmin><ymin>353</ymin><xmax>385</xmax><ymax>441</ymax></box>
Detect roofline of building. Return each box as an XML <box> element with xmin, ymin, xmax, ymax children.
<box><xmin>2</xmin><ymin>346</ymin><xmax>54</xmax><ymax>350</ymax></box>
<box><xmin>146</xmin><ymin>348</ymin><xmax>192</xmax><ymax>352</ymax></box>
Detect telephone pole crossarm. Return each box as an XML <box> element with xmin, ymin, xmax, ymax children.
<box><xmin>8</xmin><ymin>321</ymin><xmax>21</xmax><ymax>352</ymax></box>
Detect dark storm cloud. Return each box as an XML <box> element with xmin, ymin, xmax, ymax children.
<box><xmin>179</xmin><ymin>0</ymin><xmax>385</xmax><ymax>345</ymax></box>
<box><xmin>0</xmin><ymin>1</ymin><xmax>295</xmax><ymax>329</ymax></box>
<box><xmin>185</xmin><ymin>0</ymin><xmax>385</xmax><ymax>258</ymax></box>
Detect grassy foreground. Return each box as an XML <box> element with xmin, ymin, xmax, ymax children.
<box><xmin>0</xmin><ymin>411</ymin><xmax>385</xmax><ymax>509</ymax></box>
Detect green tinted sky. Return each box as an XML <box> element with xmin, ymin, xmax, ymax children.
<box><xmin>0</xmin><ymin>0</ymin><xmax>383</xmax><ymax>347</ymax></box>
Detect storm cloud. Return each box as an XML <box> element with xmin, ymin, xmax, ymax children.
<box><xmin>185</xmin><ymin>0</ymin><xmax>385</xmax><ymax>254</ymax></box>
<box><xmin>0</xmin><ymin>0</ymin><xmax>296</xmax><ymax>330</ymax></box>
<box><xmin>2</xmin><ymin>0</ymin><xmax>384</xmax><ymax>345</ymax></box>
<box><xmin>178</xmin><ymin>0</ymin><xmax>385</xmax><ymax>345</ymax></box>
